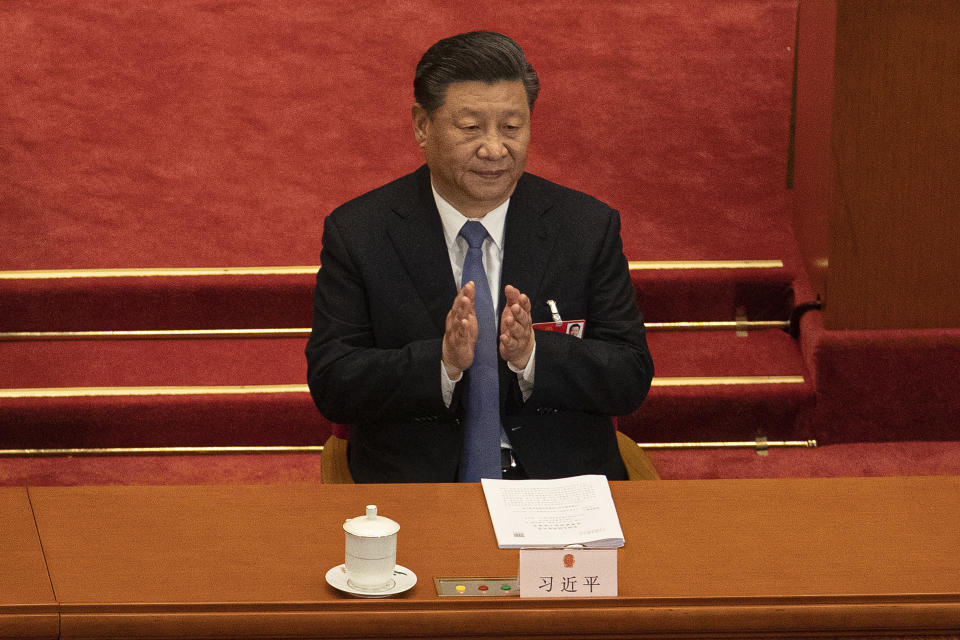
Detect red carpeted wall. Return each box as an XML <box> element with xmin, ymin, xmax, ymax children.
<box><xmin>1</xmin><ymin>1</ymin><xmax>799</xmax><ymax>270</ymax></box>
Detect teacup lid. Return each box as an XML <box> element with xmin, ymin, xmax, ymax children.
<box><xmin>343</xmin><ymin>505</ymin><xmax>400</xmax><ymax>537</ymax></box>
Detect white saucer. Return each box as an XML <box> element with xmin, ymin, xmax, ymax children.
<box><xmin>325</xmin><ymin>564</ymin><xmax>417</xmax><ymax>598</ymax></box>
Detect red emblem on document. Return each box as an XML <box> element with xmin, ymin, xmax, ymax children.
<box><xmin>563</xmin><ymin>553</ymin><xmax>575</xmax><ymax>568</ymax></box>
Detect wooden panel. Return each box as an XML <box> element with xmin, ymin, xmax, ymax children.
<box><xmin>790</xmin><ymin>0</ymin><xmax>836</xmax><ymax>299</ymax></box>
<box><xmin>27</xmin><ymin>478</ymin><xmax>960</xmax><ymax>638</ymax></box>
<box><xmin>0</xmin><ymin>488</ymin><xmax>59</xmax><ymax>640</ymax></box>
<box><xmin>827</xmin><ymin>0</ymin><xmax>960</xmax><ymax>329</ymax></box>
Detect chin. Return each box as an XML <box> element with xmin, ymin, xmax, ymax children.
<box><xmin>467</xmin><ymin>178</ymin><xmax>516</xmax><ymax>199</ymax></box>
<box><xmin>468</xmin><ymin>188</ymin><xmax>511</xmax><ymax>208</ymax></box>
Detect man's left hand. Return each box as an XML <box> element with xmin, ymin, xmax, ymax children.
<box><xmin>500</xmin><ymin>284</ymin><xmax>535</xmax><ymax>369</ymax></box>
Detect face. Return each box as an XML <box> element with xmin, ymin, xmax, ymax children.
<box><xmin>413</xmin><ymin>80</ymin><xmax>530</xmax><ymax>218</ymax></box>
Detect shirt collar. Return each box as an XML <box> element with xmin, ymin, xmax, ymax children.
<box><xmin>432</xmin><ymin>182</ymin><xmax>509</xmax><ymax>253</ymax></box>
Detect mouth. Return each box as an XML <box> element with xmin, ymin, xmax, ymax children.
<box><xmin>473</xmin><ymin>169</ymin><xmax>507</xmax><ymax>180</ymax></box>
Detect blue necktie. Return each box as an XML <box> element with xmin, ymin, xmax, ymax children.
<box><xmin>458</xmin><ymin>221</ymin><xmax>501</xmax><ymax>482</ymax></box>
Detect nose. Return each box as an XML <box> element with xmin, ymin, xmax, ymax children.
<box><xmin>476</xmin><ymin>131</ymin><xmax>508</xmax><ymax>160</ymax></box>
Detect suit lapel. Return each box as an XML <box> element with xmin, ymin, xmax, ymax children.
<box><xmin>499</xmin><ymin>174</ymin><xmax>559</xmax><ymax>317</ymax></box>
<box><xmin>499</xmin><ymin>175</ymin><xmax>560</xmax><ymax>405</ymax></box>
<box><xmin>386</xmin><ymin>168</ymin><xmax>458</xmax><ymax>334</ymax></box>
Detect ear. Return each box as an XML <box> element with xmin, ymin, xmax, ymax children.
<box><xmin>412</xmin><ymin>103</ymin><xmax>430</xmax><ymax>148</ymax></box>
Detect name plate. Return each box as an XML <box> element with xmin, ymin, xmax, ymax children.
<box><xmin>518</xmin><ymin>548</ymin><xmax>617</xmax><ymax>598</ymax></box>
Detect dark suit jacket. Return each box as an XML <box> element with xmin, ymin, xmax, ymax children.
<box><xmin>306</xmin><ymin>166</ymin><xmax>653</xmax><ymax>482</ymax></box>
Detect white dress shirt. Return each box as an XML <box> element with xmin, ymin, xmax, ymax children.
<box><xmin>432</xmin><ymin>184</ymin><xmax>535</xmax><ymax>408</ymax></box>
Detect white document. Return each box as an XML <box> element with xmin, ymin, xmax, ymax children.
<box><xmin>481</xmin><ymin>474</ymin><xmax>625</xmax><ymax>549</ymax></box>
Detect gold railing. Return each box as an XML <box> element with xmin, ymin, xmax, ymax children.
<box><xmin>0</xmin><ymin>260</ymin><xmax>784</xmax><ymax>280</ymax></box>
<box><xmin>0</xmin><ymin>321</ymin><xmax>789</xmax><ymax>342</ymax></box>
<box><xmin>0</xmin><ymin>439</ymin><xmax>816</xmax><ymax>458</ymax></box>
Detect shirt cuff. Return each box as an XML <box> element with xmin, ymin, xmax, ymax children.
<box><xmin>441</xmin><ymin>360</ymin><xmax>462</xmax><ymax>408</ymax></box>
<box><xmin>507</xmin><ymin>342</ymin><xmax>536</xmax><ymax>401</ymax></box>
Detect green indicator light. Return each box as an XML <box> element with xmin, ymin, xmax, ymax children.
<box><xmin>500</xmin><ymin>584</ymin><xmax>512</xmax><ymax>591</ymax></box>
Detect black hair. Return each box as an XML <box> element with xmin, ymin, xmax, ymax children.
<box><xmin>414</xmin><ymin>31</ymin><xmax>540</xmax><ymax>115</ymax></box>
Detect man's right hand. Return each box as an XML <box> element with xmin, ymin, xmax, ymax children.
<box><xmin>442</xmin><ymin>281</ymin><xmax>478</xmax><ymax>379</ymax></box>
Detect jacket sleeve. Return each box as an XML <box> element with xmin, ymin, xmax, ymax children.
<box><xmin>305</xmin><ymin>214</ymin><xmax>456</xmax><ymax>425</ymax></box>
<box><xmin>524</xmin><ymin>210</ymin><xmax>654</xmax><ymax>417</ymax></box>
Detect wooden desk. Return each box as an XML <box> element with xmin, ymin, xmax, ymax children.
<box><xmin>0</xmin><ymin>488</ymin><xmax>58</xmax><ymax>640</ymax></box>
<box><xmin>21</xmin><ymin>478</ymin><xmax>960</xmax><ymax>639</ymax></box>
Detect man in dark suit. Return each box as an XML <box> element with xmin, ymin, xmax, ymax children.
<box><xmin>306</xmin><ymin>31</ymin><xmax>653</xmax><ymax>483</ymax></box>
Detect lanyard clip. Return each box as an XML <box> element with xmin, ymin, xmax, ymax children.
<box><xmin>546</xmin><ymin>299</ymin><xmax>563</xmax><ymax>326</ymax></box>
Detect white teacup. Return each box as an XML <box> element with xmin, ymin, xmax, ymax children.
<box><xmin>343</xmin><ymin>504</ymin><xmax>400</xmax><ymax>592</ymax></box>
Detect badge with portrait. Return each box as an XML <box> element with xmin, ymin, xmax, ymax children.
<box><xmin>532</xmin><ymin>319</ymin><xmax>586</xmax><ymax>339</ymax></box>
